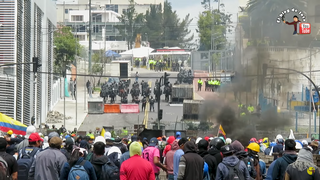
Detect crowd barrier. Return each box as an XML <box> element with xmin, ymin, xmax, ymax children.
<box><xmin>120</xmin><ymin>104</ymin><xmax>139</xmax><ymax>113</ymax></box>
<box><xmin>104</xmin><ymin>104</ymin><xmax>121</xmax><ymax>113</ymax></box>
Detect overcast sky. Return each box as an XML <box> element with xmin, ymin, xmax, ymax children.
<box><xmin>168</xmin><ymin>0</ymin><xmax>239</xmax><ymax>43</ymax></box>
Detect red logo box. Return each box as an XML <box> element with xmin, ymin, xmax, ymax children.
<box><xmin>298</xmin><ymin>23</ymin><xmax>311</xmax><ymax>34</ymax></box>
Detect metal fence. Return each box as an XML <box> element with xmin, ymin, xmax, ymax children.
<box><xmin>51</xmin><ymin>79</ymin><xmax>61</xmax><ymax>111</ymax></box>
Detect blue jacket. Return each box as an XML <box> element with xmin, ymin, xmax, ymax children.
<box><xmin>173</xmin><ymin>149</ymin><xmax>184</xmax><ymax>180</ymax></box>
<box><xmin>215</xmin><ymin>155</ymin><xmax>251</xmax><ymax>180</ymax></box>
<box><xmin>265</xmin><ymin>160</ymin><xmax>277</xmax><ymax>180</ymax></box>
<box><xmin>272</xmin><ymin>153</ymin><xmax>297</xmax><ymax>180</ymax></box>
<box><xmin>60</xmin><ymin>157</ymin><xmax>97</xmax><ymax>180</ymax></box>
<box><xmin>259</xmin><ymin>159</ymin><xmax>266</xmax><ymax>177</ymax></box>
<box><xmin>120</xmin><ymin>151</ymin><xmax>130</xmax><ymax>165</ymax></box>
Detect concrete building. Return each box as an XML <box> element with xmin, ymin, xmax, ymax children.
<box><xmin>54</xmin><ymin>0</ymin><xmax>164</xmax><ymax>52</ymax></box>
<box><xmin>0</xmin><ymin>0</ymin><xmax>56</xmax><ymax>125</ymax></box>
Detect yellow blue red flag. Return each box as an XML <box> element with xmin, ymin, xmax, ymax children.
<box><xmin>0</xmin><ymin>113</ymin><xmax>27</xmax><ymax>135</ymax></box>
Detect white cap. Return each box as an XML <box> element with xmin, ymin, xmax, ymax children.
<box><xmin>276</xmin><ymin>134</ymin><xmax>283</xmax><ymax>140</ymax></box>
<box><xmin>226</xmin><ymin>138</ymin><xmax>232</xmax><ymax>144</ymax></box>
<box><xmin>26</xmin><ymin>126</ymin><xmax>36</xmax><ymax>138</ymax></box>
<box><xmin>94</xmin><ymin>136</ymin><xmax>106</xmax><ymax>145</ymax></box>
<box><xmin>301</xmin><ymin>140</ymin><xmax>308</xmax><ymax>145</ymax></box>
<box><xmin>104</xmin><ymin>132</ymin><xmax>111</xmax><ymax>140</ymax></box>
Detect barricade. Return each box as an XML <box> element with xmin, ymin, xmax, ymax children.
<box><xmin>104</xmin><ymin>104</ymin><xmax>121</xmax><ymax>113</ymax></box>
<box><xmin>120</xmin><ymin>104</ymin><xmax>139</xmax><ymax>113</ymax></box>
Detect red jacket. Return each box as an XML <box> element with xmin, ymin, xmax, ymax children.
<box><xmin>120</xmin><ymin>155</ymin><xmax>155</xmax><ymax>180</ymax></box>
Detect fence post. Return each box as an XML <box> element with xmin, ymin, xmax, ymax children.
<box><xmin>296</xmin><ymin>111</ymin><xmax>298</xmax><ymax>132</ymax></box>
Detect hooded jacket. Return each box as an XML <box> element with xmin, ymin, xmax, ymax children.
<box><xmin>177</xmin><ymin>141</ymin><xmax>204</xmax><ymax>180</ymax></box>
<box><xmin>272</xmin><ymin>152</ymin><xmax>297</xmax><ymax>180</ymax></box>
<box><xmin>235</xmin><ymin>151</ymin><xmax>257</xmax><ymax>179</ymax></box>
<box><xmin>90</xmin><ymin>154</ymin><xmax>109</xmax><ymax>180</ymax></box>
<box><xmin>165</xmin><ymin>140</ymin><xmax>179</xmax><ymax>175</ymax></box>
<box><xmin>163</xmin><ymin>136</ymin><xmax>176</xmax><ymax>156</ymax></box>
<box><xmin>173</xmin><ymin>149</ymin><xmax>184</xmax><ymax>179</ymax></box>
<box><xmin>285</xmin><ymin>148</ymin><xmax>320</xmax><ymax>180</ymax></box>
<box><xmin>215</xmin><ymin>155</ymin><xmax>251</xmax><ymax>180</ymax></box>
<box><xmin>204</xmin><ymin>148</ymin><xmax>222</xmax><ymax>180</ymax></box>
<box><xmin>197</xmin><ymin>149</ymin><xmax>209</xmax><ymax>158</ymax></box>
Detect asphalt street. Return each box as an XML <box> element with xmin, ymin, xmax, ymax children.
<box><xmin>78</xmin><ymin>69</ymin><xmax>183</xmax><ymax>133</ymax></box>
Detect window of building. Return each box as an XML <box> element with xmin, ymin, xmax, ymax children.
<box><xmin>316</xmin><ymin>5</ymin><xmax>320</xmax><ymax>23</ymax></box>
<box><xmin>65</xmin><ymin>9</ymin><xmax>68</xmax><ymax>14</ymax></box>
<box><xmin>106</xmin><ymin>4</ymin><xmax>118</xmax><ymax>13</ymax></box>
<box><xmin>71</xmin><ymin>15</ymin><xmax>83</xmax><ymax>22</ymax></box>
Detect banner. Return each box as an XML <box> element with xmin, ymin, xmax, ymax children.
<box><xmin>0</xmin><ymin>113</ymin><xmax>27</xmax><ymax>135</ymax></box>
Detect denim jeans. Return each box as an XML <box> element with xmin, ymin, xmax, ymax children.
<box><xmin>168</xmin><ymin>174</ymin><xmax>174</xmax><ymax>180</ymax></box>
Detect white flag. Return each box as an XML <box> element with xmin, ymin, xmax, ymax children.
<box><xmin>289</xmin><ymin>129</ymin><xmax>295</xmax><ymax>140</ymax></box>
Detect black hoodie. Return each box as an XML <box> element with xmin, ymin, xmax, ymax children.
<box><xmin>203</xmin><ymin>148</ymin><xmax>221</xmax><ymax>180</ymax></box>
<box><xmin>90</xmin><ymin>154</ymin><xmax>109</xmax><ymax>180</ymax></box>
<box><xmin>197</xmin><ymin>149</ymin><xmax>209</xmax><ymax>158</ymax></box>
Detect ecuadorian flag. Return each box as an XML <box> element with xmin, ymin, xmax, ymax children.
<box><xmin>0</xmin><ymin>113</ymin><xmax>27</xmax><ymax>135</ymax></box>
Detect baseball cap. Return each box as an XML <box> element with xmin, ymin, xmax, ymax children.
<box><xmin>48</xmin><ymin>132</ymin><xmax>59</xmax><ymax>140</ymax></box>
<box><xmin>65</xmin><ymin>137</ymin><xmax>74</xmax><ymax>145</ymax></box>
<box><xmin>28</xmin><ymin>133</ymin><xmax>44</xmax><ymax>142</ymax></box>
<box><xmin>149</xmin><ymin>137</ymin><xmax>158</xmax><ymax>147</ymax></box>
<box><xmin>131</xmin><ymin>135</ymin><xmax>137</xmax><ymax>142</ymax></box>
<box><xmin>49</xmin><ymin>136</ymin><xmax>63</xmax><ymax>147</ymax></box>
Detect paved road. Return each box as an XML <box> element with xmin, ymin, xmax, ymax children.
<box><xmin>78</xmin><ymin>69</ymin><xmax>183</xmax><ymax>134</ymax></box>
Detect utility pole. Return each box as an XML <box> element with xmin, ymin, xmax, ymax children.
<box><xmin>88</xmin><ymin>0</ymin><xmax>92</xmax><ymax>74</ymax></box>
<box><xmin>309</xmin><ymin>47</ymin><xmax>312</xmax><ymax>137</ymax></box>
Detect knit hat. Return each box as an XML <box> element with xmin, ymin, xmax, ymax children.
<box><xmin>129</xmin><ymin>142</ymin><xmax>142</xmax><ymax>157</ymax></box>
<box><xmin>297</xmin><ymin>148</ymin><xmax>313</xmax><ymax>163</ymax></box>
<box><xmin>231</xmin><ymin>140</ymin><xmax>244</xmax><ymax>152</ymax></box>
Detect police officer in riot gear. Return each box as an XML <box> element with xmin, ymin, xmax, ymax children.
<box><xmin>149</xmin><ymin>96</ymin><xmax>155</xmax><ymax>112</ymax></box>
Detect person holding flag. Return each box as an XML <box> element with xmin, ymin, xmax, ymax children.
<box><xmin>217</xmin><ymin>125</ymin><xmax>226</xmax><ymax>139</ymax></box>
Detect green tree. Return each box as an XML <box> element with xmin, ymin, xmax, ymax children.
<box><xmin>53</xmin><ymin>26</ymin><xmax>80</xmax><ymax>75</ymax></box>
<box><xmin>142</xmin><ymin>2</ymin><xmax>194</xmax><ymax>48</ymax></box>
<box><xmin>197</xmin><ymin>9</ymin><xmax>232</xmax><ymax>51</ymax></box>
<box><xmin>116</xmin><ymin>0</ymin><xmax>145</xmax><ymax>49</ymax></box>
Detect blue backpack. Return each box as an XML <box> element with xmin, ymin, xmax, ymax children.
<box><xmin>101</xmin><ymin>160</ymin><xmax>120</xmax><ymax>180</ymax></box>
<box><xmin>17</xmin><ymin>147</ymin><xmax>40</xmax><ymax>180</ymax></box>
<box><xmin>68</xmin><ymin>160</ymin><xmax>90</xmax><ymax>180</ymax></box>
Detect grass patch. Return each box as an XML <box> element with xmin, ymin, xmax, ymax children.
<box><xmin>94</xmin><ymin>87</ymin><xmax>101</xmax><ymax>92</ymax></box>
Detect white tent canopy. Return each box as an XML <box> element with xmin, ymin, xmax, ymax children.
<box><xmin>120</xmin><ymin>47</ymin><xmax>154</xmax><ymax>57</ymax></box>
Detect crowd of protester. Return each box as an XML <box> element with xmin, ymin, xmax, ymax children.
<box><xmin>1</xmin><ymin>127</ymin><xmax>320</xmax><ymax>180</ymax></box>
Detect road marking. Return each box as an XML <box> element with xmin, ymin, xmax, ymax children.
<box><xmin>143</xmin><ymin>81</ymin><xmax>152</xmax><ymax>128</ymax></box>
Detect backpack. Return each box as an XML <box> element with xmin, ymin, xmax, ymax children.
<box><xmin>17</xmin><ymin>147</ymin><xmax>40</xmax><ymax>180</ymax></box>
<box><xmin>108</xmin><ymin>152</ymin><xmax>121</xmax><ymax>169</ymax></box>
<box><xmin>0</xmin><ymin>156</ymin><xmax>9</xmax><ymax>180</ymax></box>
<box><xmin>68</xmin><ymin>160</ymin><xmax>89</xmax><ymax>180</ymax></box>
<box><xmin>222</xmin><ymin>161</ymin><xmax>245</xmax><ymax>180</ymax></box>
<box><xmin>101</xmin><ymin>160</ymin><xmax>120</xmax><ymax>180</ymax></box>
